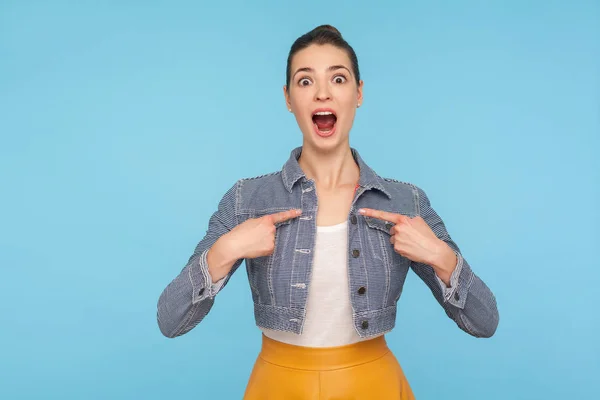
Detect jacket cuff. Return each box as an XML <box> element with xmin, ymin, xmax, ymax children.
<box><xmin>190</xmin><ymin>249</ymin><xmax>227</xmax><ymax>304</ymax></box>
<box><xmin>435</xmin><ymin>251</ymin><xmax>474</xmax><ymax>309</ymax></box>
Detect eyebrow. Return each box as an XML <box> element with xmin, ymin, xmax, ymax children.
<box><xmin>292</xmin><ymin>65</ymin><xmax>352</xmax><ymax>80</ymax></box>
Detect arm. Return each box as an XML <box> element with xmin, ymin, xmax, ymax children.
<box><xmin>156</xmin><ymin>181</ymin><xmax>244</xmax><ymax>338</ymax></box>
<box><xmin>410</xmin><ymin>186</ymin><xmax>499</xmax><ymax>338</ymax></box>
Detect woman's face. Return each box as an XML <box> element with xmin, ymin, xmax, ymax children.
<box><xmin>284</xmin><ymin>44</ymin><xmax>363</xmax><ymax>150</ymax></box>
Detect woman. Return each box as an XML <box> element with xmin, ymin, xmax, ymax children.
<box><xmin>157</xmin><ymin>25</ymin><xmax>499</xmax><ymax>399</ymax></box>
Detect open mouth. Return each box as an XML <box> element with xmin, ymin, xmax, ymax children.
<box><xmin>312</xmin><ymin>109</ymin><xmax>337</xmax><ymax>137</ymax></box>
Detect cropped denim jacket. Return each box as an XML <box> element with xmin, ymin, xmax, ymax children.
<box><xmin>157</xmin><ymin>147</ymin><xmax>499</xmax><ymax>339</ymax></box>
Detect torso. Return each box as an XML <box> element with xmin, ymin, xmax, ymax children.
<box><xmin>260</xmin><ymin>181</ymin><xmax>367</xmax><ymax>346</ymax></box>
<box><xmin>261</xmin><ymin>219</ymin><xmax>374</xmax><ymax>347</ymax></box>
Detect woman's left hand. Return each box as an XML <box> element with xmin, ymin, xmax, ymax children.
<box><xmin>358</xmin><ymin>208</ymin><xmax>457</xmax><ymax>285</ymax></box>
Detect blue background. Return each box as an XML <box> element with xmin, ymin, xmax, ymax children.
<box><xmin>1</xmin><ymin>1</ymin><xmax>598</xmax><ymax>399</ymax></box>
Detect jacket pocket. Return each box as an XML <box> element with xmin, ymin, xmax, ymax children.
<box><xmin>364</xmin><ymin>216</ymin><xmax>395</xmax><ymax>234</ymax></box>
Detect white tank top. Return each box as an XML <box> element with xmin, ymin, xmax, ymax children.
<box><xmin>261</xmin><ymin>220</ymin><xmax>377</xmax><ymax>347</ymax></box>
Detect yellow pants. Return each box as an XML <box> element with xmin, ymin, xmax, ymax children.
<box><xmin>244</xmin><ymin>334</ymin><xmax>416</xmax><ymax>399</ymax></box>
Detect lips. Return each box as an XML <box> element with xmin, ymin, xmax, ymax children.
<box><xmin>312</xmin><ymin>108</ymin><xmax>337</xmax><ymax>137</ymax></box>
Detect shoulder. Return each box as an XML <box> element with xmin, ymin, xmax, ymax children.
<box><xmin>222</xmin><ymin>171</ymin><xmax>282</xmax><ymax>191</ymax></box>
<box><xmin>376</xmin><ymin>175</ymin><xmax>434</xmax><ymax>214</ymax></box>
<box><xmin>232</xmin><ymin>170</ymin><xmax>289</xmax><ymax>213</ymax></box>
<box><xmin>239</xmin><ymin>170</ymin><xmax>282</xmax><ymax>182</ymax></box>
<box><xmin>380</xmin><ymin>176</ymin><xmax>420</xmax><ymax>190</ymax></box>
<box><xmin>237</xmin><ymin>170</ymin><xmax>283</xmax><ymax>191</ymax></box>
<box><xmin>378</xmin><ymin>175</ymin><xmax>426</xmax><ymax>198</ymax></box>
<box><xmin>217</xmin><ymin>171</ymin><xmax>281</xmax><ymax>203</ymax></box>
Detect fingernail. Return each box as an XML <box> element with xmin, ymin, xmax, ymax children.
<box><xmin>296</xmin><ymin>209</ymin><xmax>302</xmax><ymax>214</ymax></box>
<box><xmin>358</xmin><ymin>209</ymin><xmax>365</xmax><ymax>214</ymax></box>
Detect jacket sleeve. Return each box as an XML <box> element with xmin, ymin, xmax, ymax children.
<box><xmin>156</xmin><ymin>181</ymin><xmax>244</xmax><ymax>338</ymax></box>
<box><xmin>409</xmin><ymin>186</ymin><xmax>499</xmax><ymax>338</ymax></box>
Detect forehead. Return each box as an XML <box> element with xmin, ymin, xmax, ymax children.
<box><xmin>291</xmin><ymin>44</ymin><xmax>352</xmax><ymax>72</ymax></box>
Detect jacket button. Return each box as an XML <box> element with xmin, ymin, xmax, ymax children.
<box><xmin>454</xmin><ymin>292</ymin><xmax>460</xmax><ymax>301</ymax></box>
<box><xmin>352</xmin><ymin>249</ymin><xmax>360</xmax><ymax>258</ymax></box>
<box><xmin>358</xmin><ymin>286</ymin><xmax>366</xmax><ymax>295</ymax></box>
<box><xmin>350</xmin><ymin>215</ymin><xmax>357</xmax><ymax>225</ymax></box>
<box><xmin>361</xmin><ymin>320</ymin><xmax>369</xmax><ymax>329</ymax></box>
<box><xmin>198</xmin><ymin>288</ymin><xmax>205</xmax><ymax>296</ymax></box>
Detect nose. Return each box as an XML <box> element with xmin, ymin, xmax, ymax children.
<box><xmin>314</xmin><ymin>83</ymin><xmax>332</xmax><ymax>102</ymax></box>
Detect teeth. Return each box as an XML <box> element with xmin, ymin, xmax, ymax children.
<box><xmin>314</xmin><ymin>111</ymin><xmax>334</xmax><ymax>116</ymax></box>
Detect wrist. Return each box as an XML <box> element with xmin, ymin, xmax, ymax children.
<box><xmin>207</xmin><ymin>235</ymin><xmax>240</xmax><ymax>283</ymax></box>
<box><xmin>430</xmin><ymin>240</ymin><xmax>457</xmax><ymax>284</ymax></box>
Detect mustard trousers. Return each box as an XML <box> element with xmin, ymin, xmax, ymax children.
<box><xmin>244</xmin><ymin>334</ymin><xmax>416</xmax><ymax>400</ymax></box>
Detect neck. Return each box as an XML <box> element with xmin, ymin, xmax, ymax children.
<box><xmin>297</xmin><ymin>142</ymin><xmax>359</xmax><ymax>191</ymax></box>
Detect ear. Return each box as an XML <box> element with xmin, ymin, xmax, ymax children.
<box><xmin>283</xmin><ymin>85</ymin><xmax>292</xmax><ymax>112</ymax></box>
<box><xmin>357</xmin><ymin>80</ymin><xmax>364</xmax><ymax>107</ymax></box>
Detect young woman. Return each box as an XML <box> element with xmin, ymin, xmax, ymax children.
<box><xmin>157</xmin><ymin>25</ymin><xmax>499</xmax><ymax>399</ymax></box>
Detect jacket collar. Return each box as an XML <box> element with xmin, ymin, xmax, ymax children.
<box><xmin>281</xmin><ymin>146</ymin><xmax>392</xmax><ymax>199</ymax></box>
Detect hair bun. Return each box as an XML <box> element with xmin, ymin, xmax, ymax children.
<box><xmin>312</xmin><ymin>24</ymin><xmax>343</xmax><ymax>38</ymax></box>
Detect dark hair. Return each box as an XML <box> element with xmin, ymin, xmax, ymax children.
<box><xmin>286</xmin><ymin>24</ymin><xmax>360</xmax><ymax>88</ymax></box>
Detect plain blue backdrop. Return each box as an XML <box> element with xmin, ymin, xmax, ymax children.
<box><xmin>1</xmin><ymin>1</ymin><xmax>598</xmax><ymax>399</ymax></box>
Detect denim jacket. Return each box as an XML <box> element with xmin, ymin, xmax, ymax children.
<box><xmin>157</xmin><ymin>147</ymin><xmax>499</xmax><ymax>339</ymax></box>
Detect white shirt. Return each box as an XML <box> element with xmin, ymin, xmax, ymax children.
<box><xmin>261</xmin><ymin>220</ymin><xmax>377</xmax><ymax>347</ymax></box>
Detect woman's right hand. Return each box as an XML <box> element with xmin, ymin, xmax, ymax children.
<box><xmin>207</xmin><ymin>209</ymin><xmax>302</xmax><ymax>282</ymax></box>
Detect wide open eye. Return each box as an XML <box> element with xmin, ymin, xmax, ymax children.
<box><xmin>333</xmin><ymin>75</ymin><xmax>347</xmax><ymax>84</ymax></box>
<box><xmin>298</xmin><ymin>77</ymin><xmax>312</xmax><ymax>86</ymax></box>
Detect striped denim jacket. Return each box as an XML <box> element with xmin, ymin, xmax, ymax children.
<box><xmin>157</xmin><ymin>146</ymin><xmax>499</xmax><ymax>339</ymax></box>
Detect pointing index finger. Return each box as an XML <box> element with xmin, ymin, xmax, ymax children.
<box><xmin>358</xmin><ymin>208</ymin><xmax>402</xmax><ymax>224</ymax></box>
<box><xmin>269</xmin><ymin>209</ymin><xmax>302</xmax><ymax>224</ymax></box>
